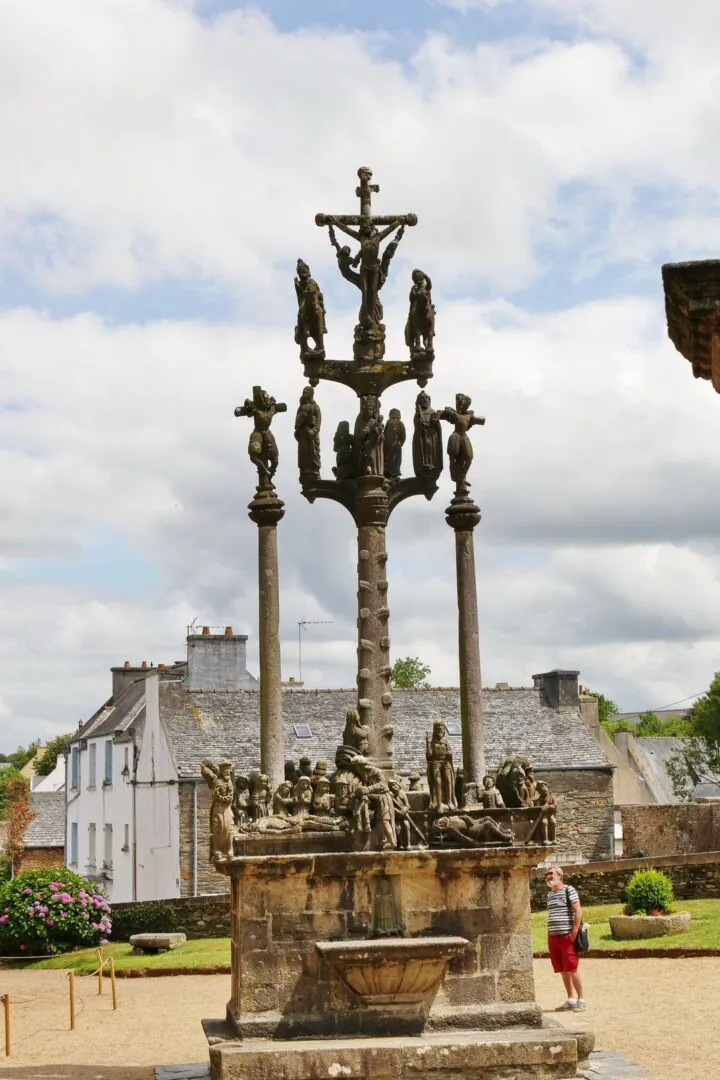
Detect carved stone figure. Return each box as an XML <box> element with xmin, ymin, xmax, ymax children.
<box><xmin>298</xmin><ymin>755</ymin><xmax>313</xmax><ymax>778</ymax></box>
<box><xmin>356</xmin><ymin>395</ymin><xmax>384</xmax><ymax>476</ymax></box>
<box><xmin>480</xmin><ymin>775</ymin><xmax>505</xmax><ymax>809</ymax></box>
<box><xmin>284</xmin><ymin>760</ymin><xmax>299</xmax><ymax>784</ymax></box>
<box><xmin>455</xmin><ymin>765</ymin><xmax>466</xmax><ymax>809</ymax></box>
<box><xmin>404</xmin><ymin>269</ymin><xmax>435</xmax><ymax>356</ymax></box>
<box><xmin>383</xmin><ymin>408</ymin><xmax>406</xmax><ymax>480</ymax></box>
<box><xmin>437</xmin><ymin>393</ymin><xmax>485</xmax><ymax>494</ymax></box>
<box><xmin>326</xmin><ymin>220</ymin><xmax>405</xmax><ymax>330</ymax></box>
<box><xmin>312</xmin><ymin>760</ymin><xmax>329</xmax><ymax>782</ymax></box>
<box><xmin>294</xmin><ymin>386</ymin><xmax>322</xmax><ymax>480</ymax></box>
<box><xmin>272</xmin><ymin>780</ymin><xmax>296</xmax><ymax>818</ymax></box>
<box><xmin>234</xmin><ymin>386</ymin><xmax>288</xmax><ymax>491</ymax></box>
<box><xmin>252</xmin><ymin>774</ymin><xmax>273</xmax><ymax>819</ymax></box>
<box><xmin>332</xmin><ymin>420</ymin><xmax>356</xmax><ymax>480</ymax></box>
<box><xmin>341</xmin><ymin>707</ymin><xmax>370</xmax><ymax>757</ymax></box>
<box><xmin>294</xmin><ymin>775</ymin><xmax>314</xmax><ymax>816</ymax></box>
<box><xmin>412</xmin><ymin>391</ymin><xmax>443</xmax><ymax>478</ymax></box>
<box><xmin>426</xmin><ymin>721</ymin><xmax>457</xmax><ymax>812</ymax></box>
<box><xmin>233</xmin><ymin>773</ymin><xmax>250</xmax><ymax>828</ymax></box>
<box><xmin>407</xmin><ymin>771</ymin><xmax>422</xmax><ymax>792</ymax></box>
<box><xmin>432</xmin><ymin>813</ymin><xmax>514</xmax><ymax>848</ymax></box>
<box><xmin>534</xmin><ymin>781</ymin><xmax>557</xmax><ymax>843</ymax></box>
<box><xmin>495</xmin><ymin>757</ymin><xmax>533</xmax><ymax>809</ymax></box>
<box><xmin>360</xmin><ymin>764</ymin><xmax>397</xmax><ymax>851</ymax></box>
<box><xmin>333</xmin><ymin>777</ymin><xmax>353</xmax><ymax>817</ymax></box>
<box><xmin>201</xmin><ymin>759</ymin><xmax>235</xmax><ymax>861</ymax></box>
<box><xmin>388</xmin><ymin>779</ymin><xmax>425</xmax><ymax>850</ymax></box>
<box><xmin>294</xmin><ymin>259</ymin><xmax>326</xmax><ymax>357</ymax></box>
<box><xmin>524</xmin><ymin>762</ymin><xmax>537</xmax><ymax>806</ymax></box>
<box><xmin>311</xmin><ymin>777</ymin><xmax>334</xmax><ymax>817</ymax></box>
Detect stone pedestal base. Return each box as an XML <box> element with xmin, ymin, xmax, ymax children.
<box><xmin>204</xmin><ymin>1023</ymin><xmax>583</xmax><ymax>1080</ymax></box>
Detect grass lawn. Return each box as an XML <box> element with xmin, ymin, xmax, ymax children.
<box><xmin>531</xmin><ymin>898</ymin><xmax>720</xmax><ymax>953</ymax></box>
<box><xmin>14</xmin><ymin>937</ymin><xmax>231</xmax><ymax>974</ymax></box>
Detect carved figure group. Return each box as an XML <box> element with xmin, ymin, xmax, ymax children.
<box><xmin>437</xmin><ymin>393</ymin><xmax>485</xmax><ymax>494</ymax></box>
<box><xmin>294</xmin><ymin>259</ymin><xmax>326</xmax><ymax>357</ymax></box>
<box><xmin>431</xmin><ymin>813</ymin><xmax>513</xmax><ymax>848</ymax></box>
<box><xmin>412</xmin><ymin>391</ymin><xmax>443</xmax><ymax>479</ymax></box>
<box><xmin>294</xmin><ymin>386</ymin><xmax>322</xmax><ymax>480</ymax></box>
<box><xmin>234</xmin><ymin>386</ymin><xmax>288</xmax><ymax>491</ymax></box>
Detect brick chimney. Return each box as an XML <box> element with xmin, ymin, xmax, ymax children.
<box><xmin>532</xmin><ymin>669</ymin><xmax>580</xmax><ymax>709</ymax></box>
<box><xmin>186</xmin><ymin>626</ymin><xmax>258</xmax><ymax>691</ymax></box>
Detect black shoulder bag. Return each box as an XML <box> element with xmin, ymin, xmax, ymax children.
<box><xmin>566</xmin><ymin>886</ymin><xmax>589</xmax><ymax>952</ymax></box>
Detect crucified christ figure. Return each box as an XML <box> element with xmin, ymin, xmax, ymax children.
<box><xmin>234</xmin><ymin>386</ymin><xmax>287</xmax><ymax>492</ymax></box>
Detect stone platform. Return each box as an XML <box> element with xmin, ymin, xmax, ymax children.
<box><xmin>204</xmin><ymin>1024</ymin><xmax>582</xmax><ymax>1080</ymax></box>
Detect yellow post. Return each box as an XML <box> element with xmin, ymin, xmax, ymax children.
<box><xmin>1</xmin><ymin>993</ymin><xmax>9</xmax><ymax>1057</ymax></box>
<box><xmin>67</xmin><ymin>971</ymin><xmax>75</xmax><ymax>1031</ymax></box>
<box><xmin>109</xmin><ymin>957</ymin><xmax>117</xmax><ymax>1011</ymax></box>
<box><xmin>97</xmin><ymin>948</ymin><xmax>103</xmax><ymax>995</ymax></box>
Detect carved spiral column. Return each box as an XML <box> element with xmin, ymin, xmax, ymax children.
<box><xmin>249</xmin><ymin>493</ymin><xmax>286</xmax><ymax>790</ymax></box>
<box><xmin>354</xmin><ymin>476</ymin><xmax>393</xmax><ymax>772</ymax></box>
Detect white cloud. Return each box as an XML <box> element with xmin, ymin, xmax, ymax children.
<box><xmin>2</xmin><ymin>2</ymin><xmax>720</xmax><ymax>748</ymax></box>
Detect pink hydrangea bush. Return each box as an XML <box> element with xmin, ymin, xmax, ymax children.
<box><xmin>0</xmin><ymin>868</ymin><xmax>111</xmax><ymax>955</ymax></box>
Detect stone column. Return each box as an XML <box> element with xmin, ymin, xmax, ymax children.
<box><xmin>354</xmin><ymin>475</ymin><xmax>393</xmax><ymax>772</ymax></box>
<box><xmin>446</xmin><ymin>493</ymin><xmax>484</xmax><ymax>797</ymax></box>
<box><xmin>249</xmin><ymin>493</ymin><xmax>285</xmax><ymax>790</ymax></box>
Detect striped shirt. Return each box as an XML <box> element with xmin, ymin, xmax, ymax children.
<box><xmin>547</xmin><ymin>885</ymin><xmax>579</xmax><ymax>936</ymax></box>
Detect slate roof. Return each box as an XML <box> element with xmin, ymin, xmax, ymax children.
<box><xmin>70</xmin><ymin>678</ymin><xmax>146</xmax><ymax>746</ymax></box>
<box><xmin>159</xmin><ymin>683</ymin><xmax>611</xmax><ymax>779</ymax></box>
<box><xmin>26</xmin><ymin>791</ymin><xmax>65</xmax><ymax>848</ymax></box>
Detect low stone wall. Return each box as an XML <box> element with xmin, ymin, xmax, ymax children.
<box><xmin>111</xmin><ymin>893</ymin><xmax>230</xmax><ymax>940</ymax></box>
<box><xmin>620</xmin><ymin>803</ymin><xmax>720</xmax><ymax>858</ymax></box>
<box><xmin>530</xmin><ymin>851</ymin><xmax>720</xmax><ymax>910</ymax></box>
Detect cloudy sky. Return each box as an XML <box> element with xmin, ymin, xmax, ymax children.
<box><xmin>2</xmin><ymin>0</ymin><xmax>720</xmax><ymax>751</ymax></box>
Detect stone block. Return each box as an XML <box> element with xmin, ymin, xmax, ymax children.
<box><xmin>207</xmin><ymin>1026</ymin><xmax>579</xmax><ymax>1080</ymax></box>
<box><xmin>429</xmin><ymin>906</ymin><xmax>492</xmax><ymax>941</ymax></box>
<box><xmin>241</xmin><ymin>919</ymin><xmax>269</xmax><ymax>952</ymax></box>
<box><xmin>480</xmin><ymin>933</ymin><xmax>534</xmax><ymax>973</ymax></box>
<box><xmin>128</xmin><ymin>932</ymin><xmax>186</xmax><ymax>953</ymax></box>
<box><xmin>497</xmin><ymin>971</ymin><xmax>536</xmax><ymax>1003</ymax></box>
<box><xmin>442</xmin><ymin>973</ymin><xmax>496</xmax><ymax>1006</ymax></box>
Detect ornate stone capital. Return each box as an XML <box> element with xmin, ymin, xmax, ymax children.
<box><xmin>445</xmin><ymin>493</ymin><xmax>481</xmax><ymax>531</ymax></box>
<box><xmin>248</xmin><ymin>491</ymin><xmax>286</xmax><ymax>527</ymax></box>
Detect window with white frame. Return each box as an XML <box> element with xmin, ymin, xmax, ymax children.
<box><xmin>123</xmin><ymin>823</ymin><xmax>130</xmax><ymax>852</ymax></box>
<box><xmin>103</xmin><ymin>824</ymin><xmax>113</xmax><ymax>870</ymax></box>
<box><xmin>104</xmin><ymin>740</ymin><xmax>113</xmax><ymax>784</ymax></box>
<box><xmin>88</xmin><ymin>822</ymin><xmax>96</xmax><ymax>867</ymax></box>
<box><xmin>123</xmin><ymin>746</ymin><xmax>129</xmax><ymax>776</ymax></box>
<box><xmin>70</xmin><ymin>822</ymin><xmax>78</xmax><ymax>865</ymax></box>
<box><xmin>89</xmin><ymin>743</ymin><xmax>97</xmax><ymax>788</ymax></box>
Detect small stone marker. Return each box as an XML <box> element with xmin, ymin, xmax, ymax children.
<box><xmin>129</xmin><ymin>932</ymin><xmax>187</xmax><ymax>954</ymax></box>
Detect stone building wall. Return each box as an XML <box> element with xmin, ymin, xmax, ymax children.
<box><xmin>111</xmin><ymin>892</ymin><xmax>230</xmax><ymax>939</ymax></box>
<box><xmin>20</xmin><ymin>846</ymin><xmax>64</xmax><ymax>872</ymax></box>
<box><xmin>529</xmin><ymin>851</ymin><xmax>720</xmax><ymax>910</ymax></box>
<box><xmin>178</xmin><ymin>782</ymin><xmax>229</xmax><ymax>898</ymax></box>
<box><xmin>538</xmin><ymin>768</ymin><xmax>614</xmax><ymax>860</ymax></box>
<box><xmin>620</xmin><ymin>803</ymin><xmax>720</xmax><ymax>858</ymax></box>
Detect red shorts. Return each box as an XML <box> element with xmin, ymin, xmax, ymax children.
<box><xmin>548</xmin><ymin>933</ymin><xmax>578</xmax><ymax>973</ymax></box>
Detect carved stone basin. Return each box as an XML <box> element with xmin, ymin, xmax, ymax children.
<box><xmin>316</xmin><ymin>936</ymin><xmax>469</xmax><ymax>1006</ymax></box>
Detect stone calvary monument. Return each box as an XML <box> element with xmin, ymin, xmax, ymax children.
<box><xmin>203</xmin><ymin>168</ymin><xmax>592</xmax><ymax>1079</ymax></box>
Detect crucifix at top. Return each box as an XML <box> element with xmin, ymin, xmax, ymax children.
<box><xmin>315</xmin><ymin>167</ymin><xmax>418</xmax><ymax>362</ymax></box>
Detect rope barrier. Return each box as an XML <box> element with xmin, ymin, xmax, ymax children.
<box><xmin>0</xmin><ymin>948</ymin><xmax>119</xmax><ymax>1056</ymax></box>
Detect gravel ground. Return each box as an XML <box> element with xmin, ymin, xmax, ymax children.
<box><xmin>0</xmin><ymin>959</ymin><xmax>716</xmax><ymax>1078</ymax></box>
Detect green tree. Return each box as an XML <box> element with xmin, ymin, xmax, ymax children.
<box><xmin>34</xmin><ymin>733</ymin><xmax>72</xmax><ymax>777</ymax></box>
<box><xmin>635</xmin><ymin>710</ymin><xmax>664</xmax><ymax>736</ymax></box>
<box><xmin>390</xmin><ymin>656</ymin><xmax>431</xmax><ymax>689</ymax></box>
<box><xmin>666</xmin><ymin>673</ymin><xmax>720</xmax><ymax>800</ymax></box>
<box><xmin>0</xmin><ymin>767</ymin><xmax>27</xmax><ymax>818</ymax></box>
<box><xmin>0</xmin><ymin>743</ymin><xmax>38</xmax><ymax>772</ymax></box>
<box><xmin>586</xmin><ymin>689</ymin><xmax>620</xmax><ymax>730</ymax></box>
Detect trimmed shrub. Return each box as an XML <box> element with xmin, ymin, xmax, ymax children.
<box><xmin>110</xmin><ymin>901</ymin><xmax>175</xmax><ymax>942</ymax></box>
<box><xmin>624</xmin><ymin>869</ymin><xmax>674</xmax><ymax>915</ymax></box>
<box><xmin>0</xmin><ymin>868</ymin><xmax>112</xmax><ymax>956</ymax></box>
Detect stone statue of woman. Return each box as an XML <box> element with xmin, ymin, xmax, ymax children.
<box><xmin>412</xmin><ymin>391</ymin><xmax>443</xmax><ymax>478</ymax></box>
<box><xmin>404</xmin><ymin>269</ymin><xmax>435</xmax><ymax>356</ymax></box>
<box><xmin>383</xmin><ymin>408</ymin><xmax>406</xmax><ymax>479</ymax></box>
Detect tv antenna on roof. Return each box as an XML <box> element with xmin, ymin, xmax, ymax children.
<box><xmin>298</xmin><ymin>619</ymin><xmax>334</xmax><ymax>686</ymax></box>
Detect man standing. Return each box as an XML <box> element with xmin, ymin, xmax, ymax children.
<box><xmin>546</xmin><ymin>865</ymin><xmax>587</xmax><ymax>1011</ymax></box>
